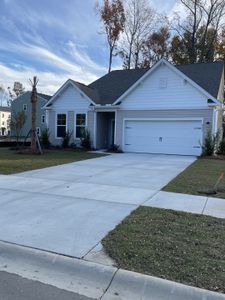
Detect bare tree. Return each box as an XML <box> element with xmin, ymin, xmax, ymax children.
<box><xmin>198</xmin><ymin>0</ymin><xmax>225</xmax><ymax>62</ymax></box>
<box><xmin>10</xmin><ymin>111</ymin><xmax>26</xmax><ymax>148</ymax></box>
<box><xmin>97</xmin><ymin>0</ymin><xmax>125</xmax><ymax>73</ymax></box>
<box><xmin>119</xmin><ymin>0</ymin><xmax>156</xmax><ymax>69</ymax></box>
<box><xmin>0</xmin><ymin>84</ymin><xmax>10</xmax><ymax>106</ymax></box>
<box><xmin>172</xmin><ymin>0</ymin><xmax>225</xmax><ymax>63</ymax></box>
<box><xmin>30</xmin><ymin>76</ymin><xmax>38</xmax><ymax>153</ymax></box>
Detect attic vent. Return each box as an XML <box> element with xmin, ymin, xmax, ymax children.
<box><xmin>159</xmin><ymin>78</ymin><xmax>167</xmax><ymax>88</ymax></box>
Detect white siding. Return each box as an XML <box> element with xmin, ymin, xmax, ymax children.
<box><xmin>51</xmin><ymin>84</ymin><xmax>90</xmax><ymax>111</ymax></box>
<box><xmin>120</xmin><ymin>64</ymin><xmax>210</xmax><ymax>109</ymax></box>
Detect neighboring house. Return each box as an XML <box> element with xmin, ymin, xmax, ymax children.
<box><xmin>44</xmin><ymin>59</ymin><xmax>224</xmax><ymax>156</ymax></box>
<box><xmin>0</xmin><ymin>106</ymin><xmax>11</xmax><ymax>136</ymax></box>
<box><xmin>11</xmin><ymin>91</ymin><xmax>51</xmax><ymax>137</ymax></box>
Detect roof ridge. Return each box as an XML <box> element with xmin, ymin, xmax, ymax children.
<box><xmin>175</xmin><ymin>60</ymin><xmax>224</xmax><ymax>67</ymax></box>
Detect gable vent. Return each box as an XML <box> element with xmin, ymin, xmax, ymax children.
<box><xmin>159</xmin><ymin>78</ymin><xmax>167</xmax><ymax>88</ymax></box>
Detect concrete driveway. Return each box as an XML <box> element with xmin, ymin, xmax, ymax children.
<box><xmin>0</xmin><ymin>153</ymin><xmax>195</xmax><ymax>258</ymax></box>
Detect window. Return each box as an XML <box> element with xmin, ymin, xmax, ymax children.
<box><xmin>57</xmin><ymin>113</ymin><xmax>66</xmax><ymax>138</ymax></box>
<box><xmin>76</xmin><ymin>114</ymin><xmax>86</xmax><ymax>138</ymax></box>
<box><xmin>23</xmin><ymin>104</ymin><xmax>27</xmax><ymax>111</ymax></box>
<box><xmin>36</xmin><ymin>127</ymin><xmax>40</xmax><ymax>136</ymax></box>
<box><xmin>41</xmin><ymin>115</ymin><xmax>45</xmax><ymax>124</ymax></box>
<box><xmin>2</xmin><ymin>121</ymin><xmax>4</xmax><ymax>126</ymax></box>
<box><xmin>2</xmin><ymin>113</ymin><xmax>4</xmax><ymax>118</ymax></box>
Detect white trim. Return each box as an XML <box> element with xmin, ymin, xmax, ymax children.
<box><xmin>43</xmin><ymin>79</ymin><xmax>96</xmax><ymax>109</ymax></box>
<box><xmin>118</xmin><ymin>106</ymin><xmax>214</xmax><ymax>111</ymax></box>
<box><xmin>113</xmin><ymin>58</ymin><xmax>220</xmax><ymax>106</ymax></box>
<box><xmin>36</xmin><ymin>127</ymin><xmax>40</xmax><ymax>136</ymax></box>
<box><xmin>55</xmin><ymin>112</ymin><xmax>68</xmax><ymax>139</ymax></box>
<box><xmin>212</xmin><ymin>109</ymin><xmax>216</xmax><ymax>135</ymax></box>
<box><xmin>46</xmin><ymin>110</ymin><xmax>49</xmax><ymax>127</ymax></box>
<box><xmin>93</xmin><ymin>111</ymin><xmax>97</xmax><ymax>149</ymax></box>
<box><xmin>122</xmin><ymin>117</ymin><xmax>204</xmax><ymax>153</ymax></box>
<box><xmin>41</xmin><ymin>114</ymin><xmax>45</xmax><ymax>124</ymax></box>
<box><xmin>114</xmin><ymin>110</ymin><xmax>117</xmax><ymax>145</ymax></box>
<box><xmin>74</xmin><ymin>112</ymin><xmax>87</xmax><ymax>140</ymax></box>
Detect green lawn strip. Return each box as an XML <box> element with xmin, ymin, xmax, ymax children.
<box><xmin>163</xmin><ymin>158</ymin><xmax>225</xmax><ymax>199</ymax></box>
<box><xmin>0</xmin><ymin>148</ymin><xmax>104</xmax><ymax>174</ymax></box>
<box><xmin>102</xmin><ymin>206</ymin><xmax>225</xmax><ymax>293</ymax></box>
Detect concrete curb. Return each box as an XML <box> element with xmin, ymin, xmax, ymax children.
<box><xmin>0</xmin><ymin>241</ymin><xmax>224</xmax><ymax>300</ymax></box>
<box><xmin>0</xmin><ymin>241</ymin><xmax>116</xmax><ymax>299</ymax></box>
<box><xmin>102</xmin><ymin>269</ymin><xmax>225</xmax><ymax>300</ymax></box>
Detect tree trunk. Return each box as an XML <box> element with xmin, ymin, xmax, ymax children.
<box><xmin>31</xmin><ymin>77</ymin><xmax>37</xmax><ymax>153</ymax></box>
<box><xmin>108</xmin><ymin>47</ymin><xmax>113</xmax><ymax>73</ymax></box>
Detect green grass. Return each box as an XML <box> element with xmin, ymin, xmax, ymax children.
<box><xmin>0</xmin><ymin>148</ymin><xmax>104</xmax><ymax>174</ymax></box>
<box><xmin>102</xmin><ymin>206</ymin><xmax>225</xmax><ymax>293</ymax></box>
<box><xmin>163</xmin><ymin>158</ymin><xmax>225</xmax><ymax>199</ymax></box>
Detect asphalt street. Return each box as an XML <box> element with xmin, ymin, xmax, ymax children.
<box><xmin>0</xmin><ymin>271</ymin><xmax>95</xmax><ymax>300</ymax></box>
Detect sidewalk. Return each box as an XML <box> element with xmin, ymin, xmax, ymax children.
<box><xmin>0</xmin><ymin>241</ymin><xmax>224</xmax><ymax>300</ymax></box>
<box><xmin>143</xmin><ymin>191</ymin><xmax>225</xmax><ymax>219</ymax></box>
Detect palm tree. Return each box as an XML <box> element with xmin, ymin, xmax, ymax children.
<box><xmin>30</xmin><ymin>76</ymin><xmax>38</xmax><ymax>153</ymax></box>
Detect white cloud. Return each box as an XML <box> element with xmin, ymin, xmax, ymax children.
<box><xmin>0</xmin><ymin>58</ymin><xmax>101</xmax><ymax>97</ymax></box>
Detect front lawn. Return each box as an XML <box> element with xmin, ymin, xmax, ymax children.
<box><xmin>0</xmin><ymin>148</ymin><xmax>104</xmax><ymax>174</ymax></box>
<box><xmin>102</xmin><ymin>206</ymin><xmax>225</xmax><ymax>293</ymax></box>
<box><xmin>163</xmin><ymin>158</ymin><xmax>225</xmax><ymax>199</ymax></box>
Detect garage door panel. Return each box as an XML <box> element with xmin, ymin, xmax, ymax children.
<box><xmin>124</xmin><ymin>120</ymin><xmax>202</xmax><ymax>156</ymax></box>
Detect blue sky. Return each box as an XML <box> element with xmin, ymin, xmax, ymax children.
<box><xmin>0</xmin><ymin>0</ymin><xmax>178</xmax><ymax>96</ymax></box>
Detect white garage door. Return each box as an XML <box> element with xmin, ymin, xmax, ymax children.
<box><xmin>124</xmin><ymin>120</ymin><xmax>202</xmax><ymax>156</ymax></box>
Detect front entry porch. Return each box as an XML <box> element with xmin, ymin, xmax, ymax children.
<box><xmin>96</xmin><ymin>111</ymin><xmax>115</xmax><ymax>149</ymax></box>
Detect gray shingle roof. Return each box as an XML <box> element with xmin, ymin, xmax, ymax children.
<box><xmin>73</xmin><ymin>60</ymin><xmax>224</xmax><ymax>105</ymax></box>
<box><xmin>71</xmin><ymin>80</ymin><xmax>100</xmax><ymax>104</ymax></box>
<box><xmin>89</xmin><ymin>68</ymin><xmax>148</xmax><ymax>105</ymax></box>
<box><xmin>37</xmin><ymin>93</ymin><xmax>52</xmax><ymax>101</ymax></box>
<box><xmin>175</xmin><ymin>61</ymin><xmax>224</xmax><ymax>99</ymax></box>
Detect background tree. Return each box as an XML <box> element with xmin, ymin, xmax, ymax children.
<box><xmin>7</xmin><ymin>81</ymin><xmax>25</xmax><ymax>106</ymax></box>
<box><xmin>97</xmin><ymin>0</ymin><xmax>125</xmax><ymax>73</ymax></box>
<box><xmin>119</xmin><ymin>0</ymin><xmax>156</xmax><ymax>69</ymax></box>
<box><xmin>0</xmin><ymin>84</ymin><xmax>10</xmax><ymax>106</ymax></box>
<box><xmin>10</xmin><ymin>111</ymin><xmax>26</xmax><ymax>147</ymax></box>
<box><xmin>140</xmin><ymin>26</ymin><xmax>171</xmax><ymax>67</ymax></box>
<box><xmin>171</xmin><ymin>0</ymin><xmax>225</xmax><ymax>64</ymax></box>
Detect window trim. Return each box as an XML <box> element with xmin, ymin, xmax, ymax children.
<box><xmin>55</xmin><ymin>112</ymin><xmax>68</xmax><ymax>139</ymax></box>
<box><xmin>36</xmin><ymin>127</ymin><xmax>40</xmax><ymax>136</ymax></box>
<box><xmin>75</xmin><ymin>112</ymin><xmax>87</xmax><ymax>139</ymax></box>
<box><xmin>23</xmin><ymin>104</ymin><xmax>27</xmax><ymax>111</ymax></box>
<box><xmin>41</xmin><ymin>114</ymin><xmax>45</xmax><ymax>124</ymax></box>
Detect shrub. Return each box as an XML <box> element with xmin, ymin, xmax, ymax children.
<box><xmin>41</xmin><ymin>128</ymin><xmax>51</xmax><ymax>148</ymax></box>
<box><xmin>61</xmin><ymin>130</ymin><xmax>72</xmax><ymax>148</ymax></box>
<box><xmin>108</xmin><ymin>144</ymin><xmax>122</xmax><ymax>153</ymax></box>
<box><xmin>202</xmin><ymin>130</ymin><xmax>219</xmax><ymax>156</ymax></box>
<box><xmin>218</xmin><ymin>138</ymin><xmax>225</xmax><ymax>155</ymax></box>
<box><xmin>80</xmin><ymin>129</ymin><xmax>91</xmax><ymax>150</ymax></box>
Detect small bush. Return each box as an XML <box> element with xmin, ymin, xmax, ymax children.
<box><xmin>41</xmin><ymin>128</ymin><xmax>51</xmax><ymax>149</ymax></box>
<box><xmin>202</xmin><ymin>130</ymin><xmax>219</xmax><ymax>156</ymax></box>
<box><xmin>62</xmin><ymin>130</ymin><xmax>72</xmax><ymax>148</ymax></box>
<box><xmin>108</xmin><ymin>144</ymin><xmax>122</xmax><ymax>153</ymax></box>
<box><xmin>80</xmin><ymin>129</ymin><xmax>91</xmax><ymax>150</ymax></box>
<box><xmin>218</xmin><ymin>139</ymin><xmax>225</xmax><ymax>155</ymax></box>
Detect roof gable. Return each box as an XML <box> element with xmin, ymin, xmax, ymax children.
<box><xmin>114</xmin><ymin>59</ymin><xmax>222</xmax><ymax>105</ymax></box>
<box><xmin>44</xmin><ymin>79</ymin><xmax>96</xmax><ymax>108</ymax></box>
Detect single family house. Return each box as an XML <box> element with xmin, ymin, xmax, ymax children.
<box><xmin>11</xmin><ymin>91</ymin><xmax>51</xmax><ymax>138</ymax></box>
<box><xmin>0</xmin><ymin>106</ymin><xmax>11</xmax><ymax>136</ymax></box>
<box><xmin>44</xmin><ymin>59</ymin><xmax>224</xmax><ymax>156</ymax></box>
